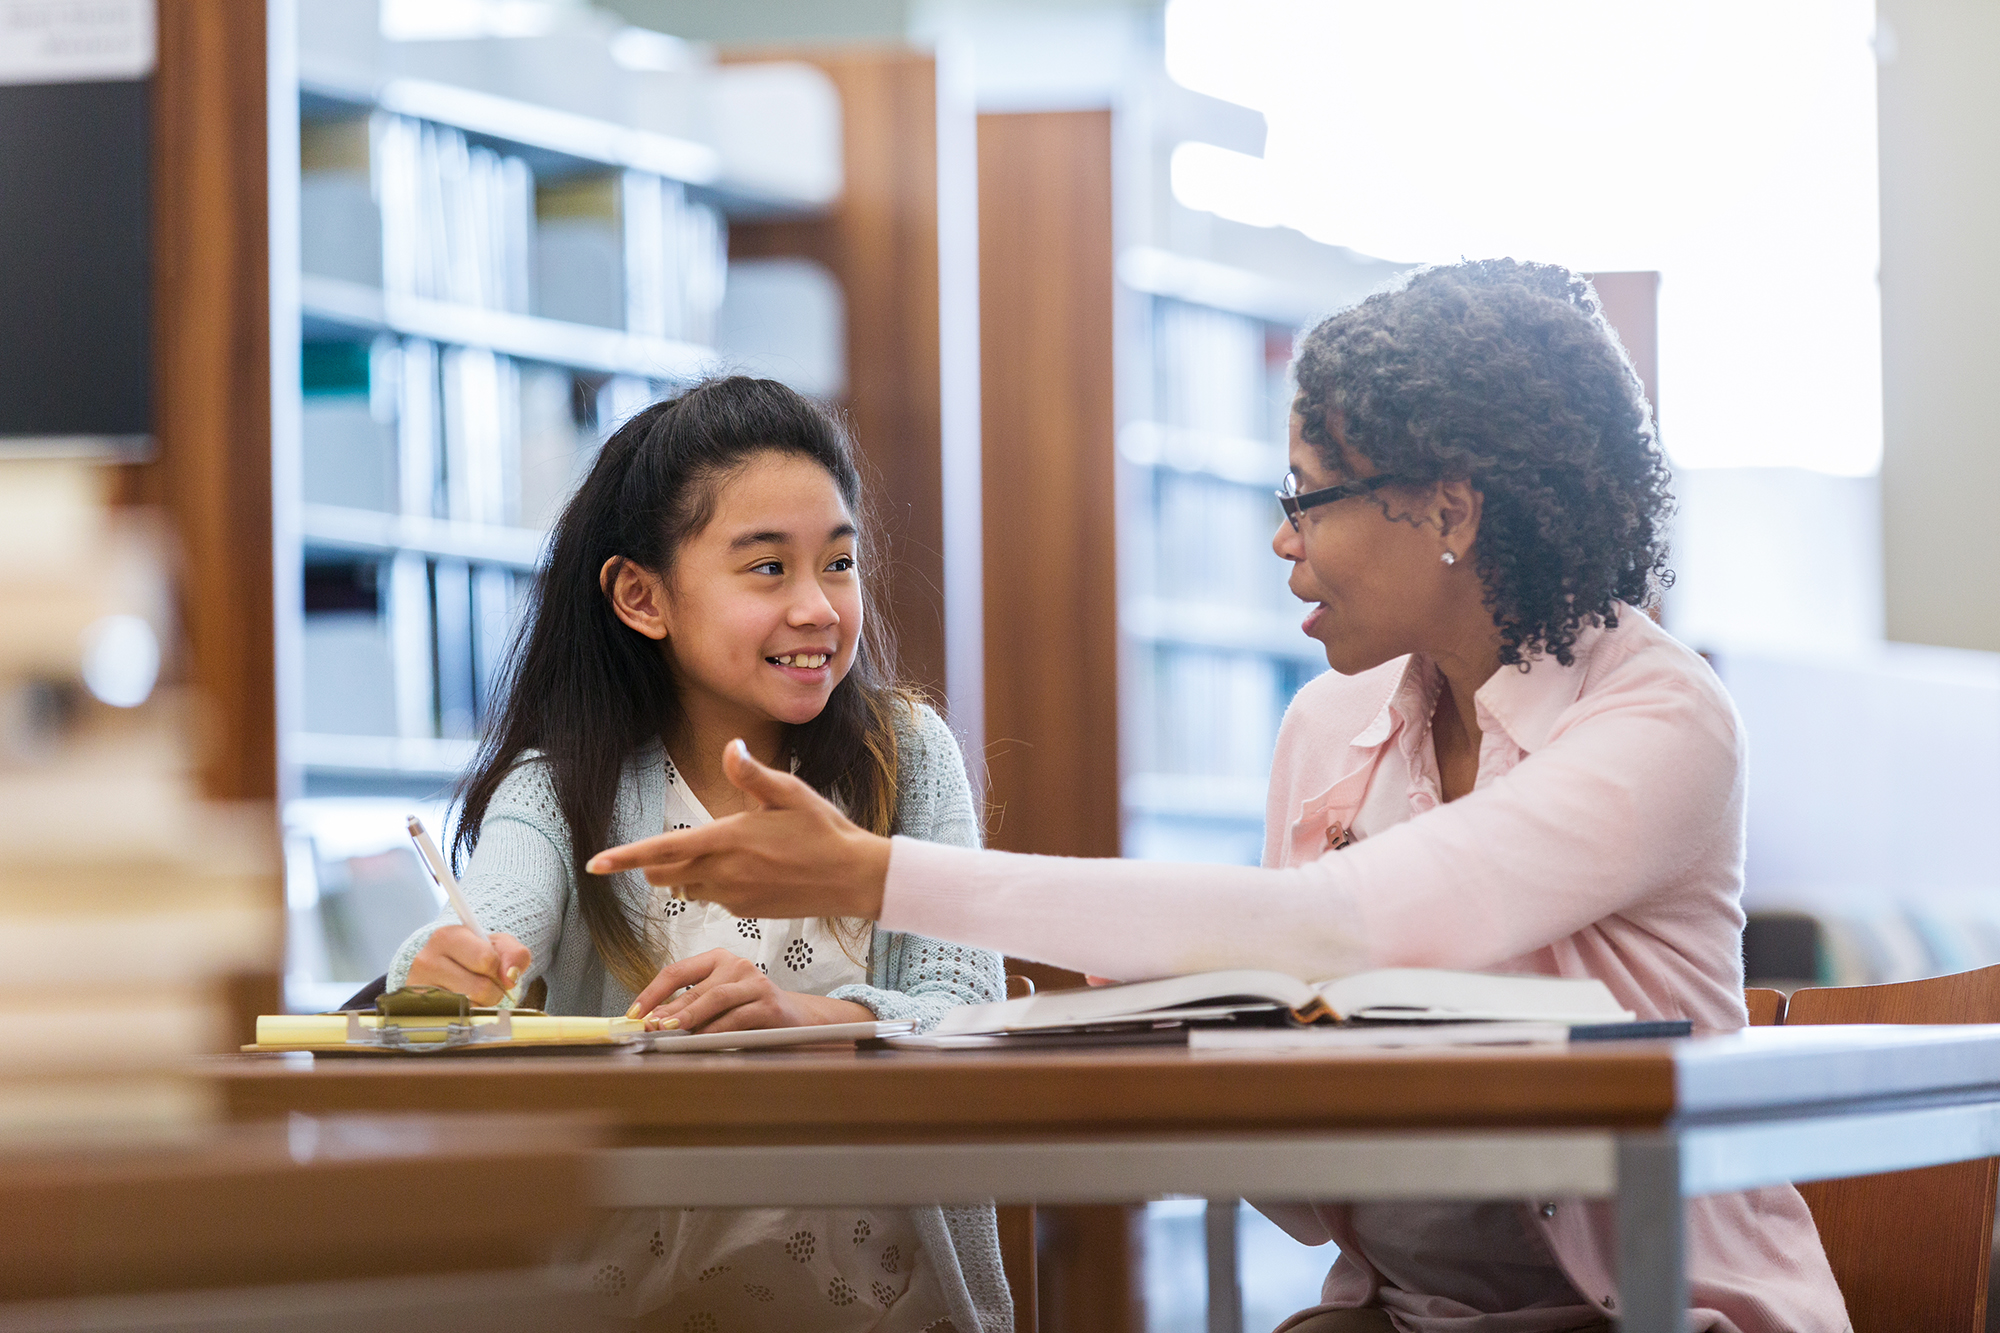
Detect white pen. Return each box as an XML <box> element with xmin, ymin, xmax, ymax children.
<box><xmin>407</xmin><ymin>815</ymin><xmax>519</xmax><ymax>1009</ymax></box>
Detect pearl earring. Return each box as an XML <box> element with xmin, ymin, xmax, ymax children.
<box><xmin>1440</xmin><ymin>551</ymin><xmax>1457</xmax><ymax>566</ymax></box>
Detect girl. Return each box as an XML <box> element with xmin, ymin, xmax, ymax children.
<box><xmin>593</xmin><ymin>264</ymin><xmax>1853</xmax><ymax>1333</ymax></box>
<box><xmin>387</xmin><ymin>376</ymin><xmax>1010</xmax><ymax>1333</ymax></box>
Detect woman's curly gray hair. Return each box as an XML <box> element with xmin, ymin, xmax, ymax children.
<box><xmin>1293</xmin><ymin>257</ymin><xmax>1674</xmax><ymax>668</ymax></box>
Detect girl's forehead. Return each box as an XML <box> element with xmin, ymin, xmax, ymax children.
<box><xmin>700</xmin><ymin>454</ymin><xmax>856</xmax><ymax>542</ymax></box>
<box><xmin>714</xmin><ymin>453</ymin><xmax>850</xmax><ymax>508</ymax></box>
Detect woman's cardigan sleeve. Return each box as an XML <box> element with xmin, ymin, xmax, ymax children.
<box><xmin>827</xmin><ymin>703</ymin><xmax>1008</xmax><ymax>1030</ymax></box>
<box><xmin>878</xmin><ymin>651</ymin><xmax>1741</xmax><ymax>984</ymax></box>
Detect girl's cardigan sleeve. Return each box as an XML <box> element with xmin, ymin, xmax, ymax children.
<box><xmin>827</xmin><ymin>703</ymin><xmax>1008</xmax><ymax>1030</ymax></box>
<box><xmin>384</xmin><ymin>760</ymin><xmax>573</xmax><ymax>993</ymax></box>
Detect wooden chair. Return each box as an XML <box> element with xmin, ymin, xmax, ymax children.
<box><xmin>1743</xmin><ymin>986</ymin><xmax>1787</xmax><ymax>1026</ymax></box>
<box><xmin>1776</xmin><ymin>963</ymin><xmax>2000</xmax><ymax>1333</ymax></box>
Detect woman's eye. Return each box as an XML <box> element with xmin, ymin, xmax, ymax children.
<box><xmin>826</xmin><ymin>555</ymin><xmax>855</xmax><ymax>573</ymax></box>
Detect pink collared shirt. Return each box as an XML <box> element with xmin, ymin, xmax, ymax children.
<box><xmin>883</xmin><ymin>608</ymin><xmax>1850</xmax><ymax>1332</ymax></box>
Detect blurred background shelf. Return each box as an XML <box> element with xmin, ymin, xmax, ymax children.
<box><xmin>300</xmin><ymin>504</ymin><xmax>545</xmax><ymax>569</ymax></box>
<box><xmin>1121</xmin><ymin>772</ymin><xmax>1268</xmax><ymax>823</ymax></box>
<box><xmin>302</xmin><ymin>74</ymin><xmax>725</xmax><ymax>192</ymax></box>
<box><xmin>1121</xmin><ymin>597</ymin><xmax>1325</xmax><ymax>665</ymax></box>
<box><xmin>1117</xmin><ymin>420</ymin><xmax>1287</xmax><ymax>488</ymax></box>
<box><xmin>291</xmin><ymin>733</ymin><xmax>479</xmax><ymax>779</ymax></box>
<box><xmin>299</xmin><ymin>275</ymin><xmax>716</xmax><ymax>380</ymax></box>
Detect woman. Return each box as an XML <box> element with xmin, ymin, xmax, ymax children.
<box><xmin>589</xmin><ymin>261</ymin><xmax>1850</xmax><ymax>1332</ymax></box>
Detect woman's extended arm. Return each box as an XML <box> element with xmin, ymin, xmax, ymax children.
<box><xmin>589</xmin><ymin>671</ymin><xmax>1738</xmax><ymax>982</ymax></box>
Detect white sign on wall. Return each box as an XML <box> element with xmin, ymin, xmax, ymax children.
<box><xmin>0</xmin><ymin>0</ymin><xmax>155</xmax><ymax>86</ymax></box>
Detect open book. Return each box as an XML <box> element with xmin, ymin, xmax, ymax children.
<box><xmin>926</xmin><ymin>967</ymin><xmax>1636</xmax><ymax>1039</ymax></box>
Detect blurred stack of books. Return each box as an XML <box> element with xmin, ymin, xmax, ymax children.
<box><xmin>0</xmin><ymin>458</ymin><xmax>279</xmax><ymax>1143</ymax></box>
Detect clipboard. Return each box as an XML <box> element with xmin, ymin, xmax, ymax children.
<box><xmin>245</xmin><ymin>985</ymin><xmax>645</xmax><ymax>1055</ymax></box>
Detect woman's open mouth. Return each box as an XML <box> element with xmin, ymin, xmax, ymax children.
<box><xmin>1301</xmin><ymin>603</ymin><xmax>1327</xmax><ymax>635</ymax></box>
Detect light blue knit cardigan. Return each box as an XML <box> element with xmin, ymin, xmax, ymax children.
<box><xmin>386</xmin><ymin>702</ymin><xmax>1012</xmax><ymax>1333</ymax></box>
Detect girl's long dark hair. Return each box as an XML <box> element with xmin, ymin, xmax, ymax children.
<box><xmin>453</xmin><ymin>376</ymin><xmax>909</xmax><ymax>995</ymax></box>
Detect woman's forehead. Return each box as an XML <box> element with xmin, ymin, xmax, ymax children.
<box><xmin>1289</xmin><ymin>411</ymin><xmax>1361</xmax><ymax>483</ymax></box>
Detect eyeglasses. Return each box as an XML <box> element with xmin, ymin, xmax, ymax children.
<box><xmin>1276</xmin><ymin>471</ymin><xmax>1406</xmax><ymax>532</ymax></box>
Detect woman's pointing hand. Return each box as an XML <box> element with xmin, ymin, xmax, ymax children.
<box><xmin>587</xmin><ymin>739</ymin><xmax>892</xmax><ymax>920</ymax></box>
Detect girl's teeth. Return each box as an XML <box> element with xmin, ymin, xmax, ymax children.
<box><xmin>774</xmin><ymin>653</ymin><xmax>828</xmax><ymax>668</ymax></box>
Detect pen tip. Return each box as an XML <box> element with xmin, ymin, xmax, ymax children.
<box><xmin>406</xmin><ymin>815</ymin><xmax>423</xmax><ymax>833</ymax></box>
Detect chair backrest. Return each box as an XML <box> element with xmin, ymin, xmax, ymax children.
<box><xmin>1743</xmin><ymin>987</ymin><xmax>1787</xmax><ymax>1026</ymax></box>
<box><xmin>1782</xmin><ymin>962</ymin><xmax>2000</xmax><ymax>1333</ymax></box>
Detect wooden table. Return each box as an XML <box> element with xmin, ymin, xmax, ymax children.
<box><xmin>211</xmin><ymin>1025</ymin><xmax>2000</xmax><ymax>1333</ymax></box>
<box><xmin>0</xmin><ymin>1114</ymin><xmax>599</xmax><ymax>1331</ymax></box>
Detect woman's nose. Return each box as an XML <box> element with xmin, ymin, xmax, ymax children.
<box><xmin>1273</xmin><ymin>517</ymin><xmax>1304</xmax><ymax>562</ymax></box>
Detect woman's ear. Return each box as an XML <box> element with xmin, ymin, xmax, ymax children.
<box><xmin>601</xmin><ymin>556</ymin><xmax>672</xmax><ymax>641</ymax></box>
<box><xmin>1435</xmin><ymin>479</ymin><xmax>1484</xmax><ymax>560</ymax></box>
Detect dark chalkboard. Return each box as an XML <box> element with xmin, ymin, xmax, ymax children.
<box><xmin>0</xmin><ymin>78</ymin><xmax>150</xmax><ymax>444</ymax></box>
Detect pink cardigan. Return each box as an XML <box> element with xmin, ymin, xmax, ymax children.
<box><xmin>882</xmin><ymin>610</ymin><xmax>1850</xmax><ymax>1332</ymax></box>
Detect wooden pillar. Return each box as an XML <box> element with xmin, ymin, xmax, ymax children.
<box><xmin>975</xmin><ymin>110</ymin><xmax>1120</xmax><ymax>861</ymax></box>
<box><xmin>149</xmin><ymin>1</ymin><xmax>281</xmax><ymax>1040</ymax></box>
<box><xmin>729</xmin><ymin>50</ymin><xmax>952</xmax><ymax>701</ymax></box>
<box><xmin>149</xmin><ymin>0</ymin><xmax>277</xmax><ymax>805</ymax></box>
<box><xmin>1034</xmin><ymin>1204</ymin><xmax>1145</xmax><ymax>1333</ymax></box>
<box><xmin>978</xmin><ymin>109</ymin><xmax>1137</xmax><ymax>1333</ymax></box>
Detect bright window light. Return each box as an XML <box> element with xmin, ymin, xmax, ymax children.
<box><xmin>1165</xmin><ymin>0</ymin><xmax>1883</xmax><ymax>477</ymax></box>
<box><xmin>1169</xmin><ymin>142</ymin><xmax>1281</xmax><ymax>229</ymax></box>
<box><xmin>380</xmin><ymin>0</ymin><xmax>564</xmax><ymax>42</ymax></box>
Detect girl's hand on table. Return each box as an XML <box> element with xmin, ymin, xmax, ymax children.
<box><xmin>626</xmin><ymin>947</ymin><xmax>874</xmax><ymax>1033</ymax></box>
<box><xmin>405</xmin><ymin>926</ymin><xmax>531</xmax><ymax>1005</ymax></box>
<box><xmin>587</xmin><ymin>740</ymin><xmax>891</xmax><ymax>920</ymax></box>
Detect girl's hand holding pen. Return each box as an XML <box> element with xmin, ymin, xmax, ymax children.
<box><xmin>406</xmin><ymin>926</ymin><xmax>531</xmax><ymax>1006</ymax></box>
<box><xmin>587</xmin><ymin>739</ymin><xmax>891</xmax><ymax>921</ymax></box>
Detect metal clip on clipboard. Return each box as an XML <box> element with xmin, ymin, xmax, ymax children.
<box><xmin>342</xmin><ymin>985</ymin><xmax>518</xmax><ymax>1053</ymax></box>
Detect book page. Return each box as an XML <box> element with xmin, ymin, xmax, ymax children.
<box><xmin>931</xmin><ymin>969</ymin><xmax>1318</xmax><ymax>1036</ymax></box>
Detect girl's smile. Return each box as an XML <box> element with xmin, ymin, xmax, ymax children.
<box><xmin>765</xmin><ymin>646</ymin><xmax>836</xmax><ymax>683</ymax></box>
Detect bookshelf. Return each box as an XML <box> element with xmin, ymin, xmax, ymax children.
<box><xmin>1116</xmin><ymin>276</ymin><xmax>1319</xmax><ymax>867</ymax></box>
<box><xmin>281</xmin><ymin>37</ymin><xmax>838</xmax><ymax>782</ymax></box>
<box><xmin>270</xmin><ymin>12</ymin><xmax>856</xmax><ymax>1009</ymax></box>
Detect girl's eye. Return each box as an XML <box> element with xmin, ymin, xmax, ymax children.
<box><xmin>751</xmin><ymin>560</ymin><xmax>783</xmax><ymax>576</ymax></box>
<box><xmin>826</xmin><ymin>555</ymin><xmax>855</xmax><ymax>573</ymax></box>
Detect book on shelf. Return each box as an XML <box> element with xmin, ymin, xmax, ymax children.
<box><xmin>439</xmin><ymin>345</ymin><xmax>517</xmax><ymax>526</ymax></box>
<box><xmin>536</xmin><ymin>171</ymin><xmax>728</xmax><ymax>342</ymax></box>
<box><xmin>917</xmin><ymin>967</ymin><xmax>1637</xmax><ymax>1044</ymax></box>
<box><xmin>306</xmin><ymin>110</ymin><xmax>727</xmax><ymax>346</ymax></box>
<box><xmin>1154</xmin><ymin>299</ymin><xmax>1276</xmax><ymax>442</ymax></box>
<box><xmin>1153</xmin><ymin>469</ymin><xmax>1293</xmax><ymax>611</ymax></box>
<box><xmin>303</xmin><ymin>339</ymin><xmax>399</xmax><ymax>513</ymax></box>
<box><xmin>376</xmin><ymin>114</ymin><xmax>535</xmax><ymax>315</ymax></box>
<box><xmin>1141</xmin><ymin>645</ymin><xmax>1284</xmax><ymax>783</ymax></box>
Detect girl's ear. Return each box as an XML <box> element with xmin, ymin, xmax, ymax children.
<box><xmin>601</xmin><ymin>556</ymin><xmax>672</xmax><ymax>641</ymax></box>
